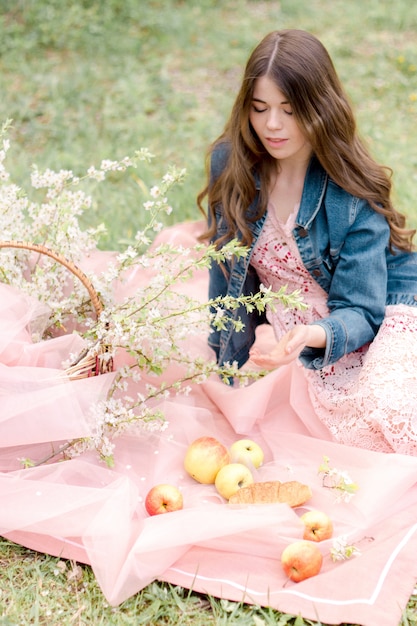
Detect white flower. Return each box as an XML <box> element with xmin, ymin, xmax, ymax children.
<box><xmin>87</xmin><ymin>166</ymin><xmax>105</xmax><ymax>181</ymax></box>
<box><xmin>134</xmin><ymin>230</ymin><xmax>148</xmax><ymax>242</ymax></box>
<box><xmin>150</xmin><ymin>185</ymin><xmax>160</xmax><ymax>198</ymax></box>
<box><xmin>98</xmin><ymin>436</ymin><xmax>115</xmax><ymax>459</ymax></box>
<box><xmin>318</xmin><ymin>456</ymin><xmax>359</xmax><ymax>503</ymax></box>
<box><xmin>147</xmin><ymin>307</ymin><xmax>161</xmax><ymax>319</ymax></box>
<box><xmin>117</xmin><ymin>246</ymin><xmax>138</xmax><ymax>262</ymax></box>
<box><xmin>100</xmin><ymin>159</ymin><xmax>119</xmax><ymax>172</ymax></box>
<box><xmin>121</xmin><ymin>156</ymin><xmax>133</xmax><ymax>167</ymax></box>
<box><xmin>162</xmin><ymin>172</ymin><xmax>175</xmax><ymax>184</ymax></box>
<box><xmin>330</xmin><ymin>535</ymin><xmax>361</xmax><ymax>561</ymax></box>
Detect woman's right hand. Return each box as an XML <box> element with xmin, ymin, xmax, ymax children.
<box><xmin>248</xmin><ymin>324</ymin><xmax>326</xmax><ymax>370</ymax></box>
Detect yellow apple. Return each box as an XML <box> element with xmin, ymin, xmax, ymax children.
<box><xmin>281</xmin><ymin>540</ymin><xmax>323</xmax><ymax>582</ymax></box>
<box><xmin>300</xmin><ymin>510</ymin><xmax>333</xmax><ymax>542</ymax></box>
<box><xmin>214</xmin><ymin>462</ymin><xmax>254</xmax><ymax>499</ymax></box>
<box><xmin>229</xmin><ymin>438</ymin><xmax>264</xmax><ymax>468</ymax></box>
<box><xmin>184</xmin><ymin>436</ymin><xmax>230</xmax><ymax>484</ymax></box>
<box><xmin>145</xmin><ymin>484</ymin><xmax>183</xmax><ymax>516</ymax></box>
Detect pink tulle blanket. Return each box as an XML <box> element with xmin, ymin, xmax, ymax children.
<box><xmin>1</xmin><ymin>222</ymin><xmax>417</xmax><ymax>626</ymax></box>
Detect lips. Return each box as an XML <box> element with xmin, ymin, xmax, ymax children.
<box><xmin>266</xmin><ymin>137</ymin><xmax>288</xmax><ymax>147</ymax></box>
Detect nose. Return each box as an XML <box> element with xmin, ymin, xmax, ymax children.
<box><xmin>266</xmin><ymin>109</ymin><xmax>284</xmax><ymax>130</ymax></box>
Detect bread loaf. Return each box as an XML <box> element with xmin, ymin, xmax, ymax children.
<box><xmin>228</xmin><ymin>480</ymin><xmax>312</xmax><ymax>507</ymax></box>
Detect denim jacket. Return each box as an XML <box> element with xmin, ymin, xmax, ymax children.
<box><xmin>208</xmin><ymin>142</ymin><xmax>417</xmax><ymax>370</ymax></box>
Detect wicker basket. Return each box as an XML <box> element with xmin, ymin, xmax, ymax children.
<box><xmin>0</xmin><ymin>240</ymin><xmax>113</xmax><ymax>379</ymax></box>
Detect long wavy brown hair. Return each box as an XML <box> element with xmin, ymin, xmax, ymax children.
<box><xmin>198</xmin><ymin>29</ymin><xmax>415</xmax><ymax>251</ymax></box>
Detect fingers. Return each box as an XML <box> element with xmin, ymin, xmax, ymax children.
<box><xmin>249</xmin><ymin>345</ymin><xmax>289</xmax><ymax>369</ymax></box>
<box><xmin>248</xmin><ymin>353</ymin><xmax>278</xmax><ymax>370</ymax></box>
<box><xmin>282</xmin><ymin>325</ymin><xmax>310</xmax><ymax>355</ymax></box>
<box><xmin>284</xmin><ymin>335</ymin><xmax>304</xmax><ymax>355</ymax></box>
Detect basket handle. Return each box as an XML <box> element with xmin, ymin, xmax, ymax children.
<box><xmin>0</xmin><ymin>240</ymin><xmax>103</xmax><ymax>319</ymax></box>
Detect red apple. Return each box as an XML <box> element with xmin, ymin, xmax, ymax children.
<box><xmin>229</xmin><ymin>438</ymin><xmax>264</xmax><ymax>469</ymax></box>
<box><xmin>145</xmin><ymin>484</ymin><xmax>183</xmax><ymax>516</ymax></box>
<box><xmin>281</xmin><ymin>540</ymin><xmax>323</xmax><ymax>582</ymax></box>
<box><xmin>184</xmin><ymin>436</ymin><xmax>230</xmax><ymax>484</ymax></box>
<box><xmin>214</xmin><ymin>462</ymin><xmax>254</xmax><ymax>499</ymax></box>
<box><xmin>300</xmin><ymin>510</ymin><xmax>333</xmax><ymax>542</ymax></box>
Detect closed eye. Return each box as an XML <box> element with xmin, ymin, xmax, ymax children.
<box><xmin>252</xmin><ymin>105</ymin><xmax>267</xmax><ymax>113</ymax></box>
<box><xmin>251</xmin><ymin>102</ymin><xmax>293</xmax><ymax>115</ymax></box>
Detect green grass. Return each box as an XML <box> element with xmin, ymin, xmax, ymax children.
<box><xmin>1</xmin><ymin>0</ymin><xmax>417</xmax><ymax>624</ymax></box>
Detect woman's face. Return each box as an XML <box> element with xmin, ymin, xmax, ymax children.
<box><xmin>249</xmin><ymin>75</ymin><xmax>312</xmax><ymax>166</ymax></box>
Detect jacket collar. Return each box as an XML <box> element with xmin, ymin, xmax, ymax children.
<box><xmin>296</xmin><ymin>156</ymin><xmax>328</xmax><ymax>229</ymax></box>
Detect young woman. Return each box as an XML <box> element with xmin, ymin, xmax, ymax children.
<box><xmin>198</xmin><ymin>29</ymin><xmax>417</xmax><ymax>455</ymax></box>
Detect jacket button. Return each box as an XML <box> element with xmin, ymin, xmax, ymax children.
<box><xmin>414</xmin><ymin>295</ymin><xmax>417</xmax><ymax>301</ymax></box>
<box><xmin>298</xmin><ymin>227</ymin><xmax>308</xmax><ymax>237</ymax></box>
<box><xmin>313</xmin><ymin>269</ymin><xmax>321</xmax><ymax>277</ymax></box>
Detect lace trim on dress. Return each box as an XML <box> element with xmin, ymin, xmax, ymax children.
<box><xmin>307</xmin><ymin>305</ymin><xmax>417</xmax><ymax>454</ymax></box>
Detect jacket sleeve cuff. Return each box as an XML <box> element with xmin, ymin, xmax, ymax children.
<box><xmin>298</xmin><ymin>321</ymin><xmax>336</xmax><ymax>370</ymax></box>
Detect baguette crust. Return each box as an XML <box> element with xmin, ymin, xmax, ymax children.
<box><xmin>228</xmin><ymin>480</ymin><xmax>312</xmax><ymax>507</ymax></box>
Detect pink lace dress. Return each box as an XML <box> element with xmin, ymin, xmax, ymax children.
<box><xmin>251</xmin><ymin>204</ymin><xmax>417</xmax><ymax>455</ymax></box>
